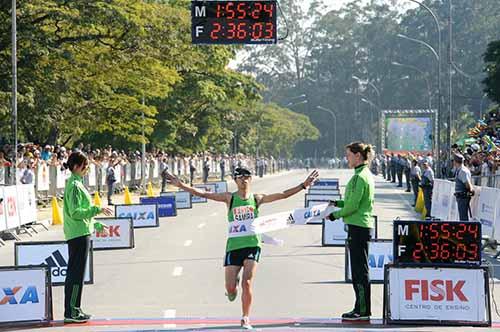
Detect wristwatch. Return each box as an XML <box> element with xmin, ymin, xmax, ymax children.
<box><xmin>301</xmin><ymin>183</ymin><xmax>307</xmax><ymax>190</ymax></box>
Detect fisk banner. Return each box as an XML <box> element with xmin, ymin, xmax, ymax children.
<box><xmin>0</xmin><ymin>266</ymin><xmax>52</xmax><ymax>324</ymax></box>
<box><xmin>91</xmin><ymin>218</ymin><xmax>134</xmax><ymax>250</ymax></box>
<box><xmin>386</xmin><ymin>265</ymin><xmax>490</xmax><ymax>325</ymax></box>
<box><xmin>15</xmin><ymin>241</ymin><xmax>94</xmax><ymax>286</ymax></box>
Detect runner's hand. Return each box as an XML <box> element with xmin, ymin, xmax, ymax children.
<box><xmin>101</xmin><ymin>207</ymin><xmax>113</xmax><ymax>216</ymax></box>
<box><xmin>165</xmin><ymin>172</ymin><xmax>182</xmax><ymax>187</ymax></box>
<box><xmin>303</xmin><ymin>170</ymin><xmax>319</xmax><ymax>188</ymax></box>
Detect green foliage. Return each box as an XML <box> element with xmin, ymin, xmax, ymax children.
<box><xmin>0</xmin><ymin>1</ymin><xmax>318</xmax><ymax>155</ymax></box>
<box><xmin>484</xmin><ymin>40</ymin><xmax>500</xmax><ymax>104</ymax></box>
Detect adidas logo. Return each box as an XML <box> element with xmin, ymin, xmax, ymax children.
<box><xmin>44</xmin><ymin>250</ymin><xmax>68</xmax><ymax>277</ymax></box>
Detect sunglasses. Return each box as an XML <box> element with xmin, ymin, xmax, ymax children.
<box><xmin>236</xmin><ymin>175</ymin><xmax>251</xmax><ymax>179</ymax></box>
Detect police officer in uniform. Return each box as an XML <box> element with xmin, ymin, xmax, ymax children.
<box><xmin>396</xmin><ymin>154</ymin><xmax>404</xmax><ymax>187</ymax></box>
<box><xmin>420</xmin><ymin>160</ymin><xmax>434</xmax><ymax>219</ymax></box>
<box><xmin>453</xmin><ymin>154</ymin><xmax>474</xmax><ymax>221</ymax></box>
<box><xmin>390</xmin><ymin>153</ymin><xmax>397</xmax><ymax>183</ymax></box>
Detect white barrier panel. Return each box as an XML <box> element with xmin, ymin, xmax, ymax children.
<box><xmin>56</xmin><ymin>168</ymin><xmax>69</xmax><ymax>189</ymax></box>
<box><xmin>477</xmin><ymin>187</ymin><xmax>498</xmax><ymax>239</ymax></box>
<box><xmin>114</xmin><ymin>165</ymin><xmax>122</xmax><ymax>184</ymax></box>
<box><xmin>432</xmin><ymin>180</ymin><xmax>453</xmax><ymax>220</ymax></box>
<box><xmin>125</xmin><ymin>164</ymin><xmax>131</xmax><ymax>182</ymax></box>
<box><xmin>88</xmin><ymin>164</ymin><xmax>96</xmax><ymax>187</ymax></box>
<box><xmin>304</xmin><ymin>194</ymin><xmax>341</xmax><ymax>208</ymax></box>
<box><xmin>101</xmin><ymin>163</ymin><xmax>108</xmax><ymax>185</ymax></box>
<box><xmin>384</xmin><ymin>265</ymin><xmax>490</xmax><ymax>326</ymax></box>
<box><xmin>0</xmin><ymin>266</ymin><xmax>52</xmax><ymax>324</ymax></box>
<box><xmin>3</xmin><ymin>186</ymin><xmax>20</xmax><ymax>230</ymax></box>
<box><xmin>15</xmin><ymin>241</ymin><xmax>94</xmax><ymax>286</ymax></box>
<box><xmin>153</xmin><ymin>160</ymin><xmax>159</xmax><ymax>178</ymax></box>
<box><xmin>308</xmin><ymin>188</ymin><xmax>341</xmax><ymax>196</ymax></box>
<box><xmin>192</xmin><ymin>184</ymin><xmax>216</xmax><ymax>203</ymax></box>
<box><xmin>16</xmin><ymin>184</ymin><xmax>37</xmax><ymax>226</ymax></box>
<box><xmin>36</xmin><ymin>163</ymin><xmax>50</xmax><ymax>191</ymax></box>
<box><xmin>0</xmin><ymin>167</ymin><xmax>4</xmax><ymax>185</ymax></box>
<box><xmin>311</xmin><ymin>178</ymin><xmax>339</xmax><ymax>190</ymax></box>
<box><xmin>135</xmin><ymin>163</ymin><xmax>141</xmax><ymax>180</ymax></box>
<box><xmin>115</xmin><ymin>204</ymin><xmax>159</xmax><ymax>228</ymax></box>
<box><xmin>161</xmin><ymin>191</ymin><xmax>192</xmax><ymax>209</ymax></box>
<box><xmin>322</xmin><ymin>217</ymin><xmax>378</xmax><ymax>246</ymax></box>
<box><xmin>91</xmin><ymin>218</ymin><xmax>134</xmax><ymax>250</ymax></box>
<box><xmin>346</xmin><ymin>239</ymin><xmax>392</xmax><ymax>283</ymax></box>
<box><xmin>207</xmin><ymin>181</ymin><xmax>228</xmax><ymax>193</ymax></box>
<box><xmin>495</xmin><ymin>194</ymin><xmax>500</xmax><ymax>242</ymax></box>
<box><xmin>0</xmin><ymin>187</ymin><xmax>6</xmax><ymax>232</ymax></box>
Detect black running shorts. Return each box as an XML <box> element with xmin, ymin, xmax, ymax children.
<box><xmin>223</xmin><ymin>247</ymin><xmax>261</xmax><ymax>267</ymax></box>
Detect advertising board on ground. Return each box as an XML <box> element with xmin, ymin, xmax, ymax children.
<box><xmin>192</xmin><ymin>184</ymin><xmax>216</xmax><ymax>203</ymax></box>
<box><xmin>115</xmin><ymin>204</ymin><xmax>159</xmax><ymax>228</ymax></box>
<box><xmin>384</xmin><ymin>265</ymin><xmax>491</xmax><ymax>326</ymax></box>
<box><xmin>345</xmin><ymin>239</ymin><xmax>392</xmax><ymax>283</ymax></box>
<box><xmin>161</xmin><ymin>191</ymin><xmax>192</xmax><ymax>209</ymax></box>
<box><xmin>304</xmin><ymin>194</ymin><xmax>341</xmax><ymax>209</ymax></box>
<box><xmin>207</xmin><ymin>181</ymin><xmax>228</xmax><ymax>193</ymax></box>
<box><xmin>15</xmin><ymin>241</ymin><xmax>93</xmax><ymax>286</ymax></box>
<box><xmin>310</xmin><ymin>178</ymin><xmax>339</xmax><ymax>190</ymax></box>
<box><xmin>0</xmin><ymin>266</ymin><xmax>52</xmax><ymax>325</ymax></box>
<box><xmin>140</xmin><ymin>196</ymin><xmax>177</xmax><ymax>217</ymax></box>
<box><xmin>322</xmin><ymin>216</ymin><xmax>378</xmax><ymax>246</ymax></box>
<box><xmin>3</xmin><ymin>186</ymin><xmax>20</xmax><ymax>230</ymax></box>
<box><xmin>91</xmin><ymin>218</ymin><xmax>134</xmax><ymax>250</ymax></box>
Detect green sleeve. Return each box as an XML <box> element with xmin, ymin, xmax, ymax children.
<box><xmin>67</xmin><ymin>186</ymin><xmax>101</xmax><ymax>220</ymax></box>
<box><xmin>336</xmin><ymin>200</ymin><xmax>345</xmax><ymax>208</ymax></box>
<box><xmin>94</xmin><ymin>221</ymin><xmax>105</xmax><ymax>232</ymax></box>
<box><xmin>333</xmin><ymin>176</ymin><xmax>365</xmax><ymax>219</ymax></box>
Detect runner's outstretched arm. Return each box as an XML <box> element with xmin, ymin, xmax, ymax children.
<box><xmin>165</xmin><ymin>172</ymin><xmax>231</xmax><ymax>203</ymax></box>
<box><xmin>256</xmin><ymin>170</ymin><xmax>319</xmax><ymax>205</ymax></box>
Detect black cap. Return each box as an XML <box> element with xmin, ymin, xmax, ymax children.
<box><xmin>453</xmin><ymin>153</ymin><xmax>465</xmax><ymax>163</ymax></box>
<box><xmin>234</xmin><ymin>167</ymin><xmax>252</xmax><ymax>178</ymax></box>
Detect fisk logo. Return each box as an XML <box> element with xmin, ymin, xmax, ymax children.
<box><xmin>0</xmin><ymin>286</ymin><xmax>39</xmax><ymax>305</ymax></box>
<box><xmin>368</xmin><ymin>254</ymin><xmax>393</xmax><ymax>268</ymax></box>
<box><xmin>44</xmin><ymin>250</ymin><xmax>68</xmax><ymax>277</ymax></box>
<box><xmin>405</xmin><ymin>279</ymin><xmax>468</xmax><ymax>302</ymax></box>
<box><xmin>96</xmin><ymin>225</ymin><xmax>120</xmax><ymax>237</ymax></box>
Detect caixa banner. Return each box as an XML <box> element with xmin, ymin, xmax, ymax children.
<box><xmin>91</xmin><ymin>218</ymin><xmax>134</xmax><ymax>250</ymax></box>
<box><xmin>345</xmin><ymin>239</ymin><xmax>392</xmax><ymax>283</ymax></box>
<box><xmin>0</xmin><ymin>266</ymin><xmax>52</xmax><ymax>325</ymax></box>
<box><xmin>115</xmin><ymin>204</ymin><xmax>159</xmax><ymax>228</ymax></box>
<box><xmin>140</xmin><ymin>196</ymin><xmax>177</xmax><ymax>218</ymax></box>
<box><xmin>384</xmin><ymin>264</ymin><xmax>491</xmax><ymax>327</ymax></box>
<box><xmin>14</xmin><ymin>241</ymin><xmax>94</xmax><ymax>286</ymax></box>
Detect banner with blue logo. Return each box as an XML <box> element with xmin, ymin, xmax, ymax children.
<box><xmin>345</xmin><ymin>239</ymin><xmax>392</xmax><ymax>283</ymax></box>
<box><xmin>311</xmin><ymin>178</ymin><xmax>339</xmax><ymax>190</ymax></box>
<box><xmin>161</xmin><ymin>191</ymin><xmax>192</xmax><ymax>209</ymax></box>
<box><xmin>140</xmin><ymin>196</ymin><xmax>177</xmax><ymax>218</ymax></box>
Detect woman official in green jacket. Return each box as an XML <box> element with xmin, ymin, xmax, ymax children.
<box><xmin>63</xmin><ymin>151</ymin><xmax>113</xmax><ymax>323</ymax></box>
<box><xmin>329</xmin><ymin>142</ymin><xmax>375</xmax><ymax>321</ymax></box>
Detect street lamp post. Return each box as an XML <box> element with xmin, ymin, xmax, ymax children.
<box><xmin>11</xmin><ymin>0</ymin><xmax>18</xmax><ymax>184</ymax></box>
<box><xmin>403</xmin><ymin>0</ymin><xmax>443</xmax><ymax>175</ymax></box>
<box><xmin>316</xmin><ymin>106</ymin><xmax>337</xmax><ymax>158</ymax></box>
<box><xmin>397</xmin><ymin>33</ymin><xmax>442</xmax><ymax>176</ymax></box>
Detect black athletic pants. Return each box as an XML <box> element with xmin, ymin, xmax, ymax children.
<box><xmin>64</xmin><ymin>235</ymin><xmax>90</xmax><ymax>318</ymax></box>
<box><xmin>348</xmin><ymin>225</ymin><xmax>371</xmax><ymax>315</ymax></box>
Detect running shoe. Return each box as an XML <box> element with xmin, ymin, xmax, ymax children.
<box><xmin>241</xmin><ymin>316</ymin><xmax>253</xmax><ymax>329</ymax></box>
<box><xmin>341</xmin><ymin>310</ymin><xmax>370</xmax><ymax>321</ymax></box>
<box><xmin>75</xmin><ymin>308</ymin><xmax>92</xmax><ymax>320</ymax></box>
<box><xmin>64</xmin><ymin>313</ymin><xmax>89</xmax><ymax>324</ymax></box>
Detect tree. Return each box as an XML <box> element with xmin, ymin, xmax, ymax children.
<box><xmin>484</xmin><ymin>40</ymin><xmax>500</xmax><ymax>104</ymax></box>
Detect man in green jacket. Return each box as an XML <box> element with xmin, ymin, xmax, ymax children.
<box><xmin>329</xmin><ymin>142</ymin><xmax>375</xmax><ymax>321</ymax></box>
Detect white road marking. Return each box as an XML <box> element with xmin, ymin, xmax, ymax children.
<box><xmin>172</xmin><ymin>266</ymin><xmax>183</xmax><ymax>277</ymax></box>
<box><xmin>184</xmin><ymin>240</ymin><xmax>192</xmax><ymax>247</ymax></box>
<box><xmin>198</xmin><ymin>222</ymin><xmax>206</xmax><ymax>229</ymax></box>
<box><xmin>163</xmin><ymin>309</ymin><xmax>176</xmax><ymax>329</ymax></box>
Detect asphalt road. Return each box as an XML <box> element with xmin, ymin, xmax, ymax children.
<box><xmin>2</xmin><ymin>169</ymin><xmax>499</xmax><ymax>331</ymax></box>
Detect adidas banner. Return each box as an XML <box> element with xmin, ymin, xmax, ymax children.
<box><xmin>14</xmin><ymin>241</ymin><xmax>94</xmax><ymax>286</ymax></box>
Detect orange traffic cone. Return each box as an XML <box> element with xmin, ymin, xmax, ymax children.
<box><xmin>94</xmin><ymin>191</ymin><xmax>102</xmax><ymax>207</ymax></box>
<box><xmin>52</xmin><ymin>197</ymin><xmax>63</xmax><ymax>225</ymax></box>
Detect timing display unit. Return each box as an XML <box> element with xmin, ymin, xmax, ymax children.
<box><xmin>192</xmin><ymin>1</ymin><xmax>277</xmax><ymax>45</ymax></box>
<box><xmin>393</xmin><ymin>220</ymin><xmax>481</xmax><ymax>266</ymax></box>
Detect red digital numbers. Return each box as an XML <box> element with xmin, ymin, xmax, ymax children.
<box><xmin>413</xmin><ymin>242</ymin><xmax>424</xmax><ymax>260</ymax></box>
<box><xmin>237</xmin><ymin>22</ymin><xmax>247</xmax><ymax>39</ymax></box>
<box><xmin>252</xmin><ymin>2</ymin><xmax>262</xmax><ymax>19</ymax></box>
<box><xmin>440</xmin><ymin>243</ymin><xmax>451</xmax><ymax>260</ymax></box>
<box><xmin>440</xmin><ymin>223</ymin><xmax>450</xmax><ymax>239</ymax></box>
<box><xmin>227</xmin><ymin>22</ymin><xmax>237</xmax><ymax>39</ymax></box>
<box><xmin>468</xmin><ymin>223</ymin><xmax>479</xmax><ymax>239</ymax></box>
<box><xmin>264</xmin><ymin>22</ymin><xmax>274</xmax><ymax>39</ymax></box>
<box><xmin>263</xmin><ymin>3</ymin><xmax>274</xmax><ymax>17</ymax></box>
<box><xmin>456</xmin><ymin>243</ymin><xmax>467</xmax><ymax>260</ymax></box>
<box><xmin>468</xmin><ymin>243</ymin><xmax>479</xmax><ymax>260</ymax></box>
<box><xmin>456</xmin><ymin>223</ymin><xmax>466</xmax><ymax>240</ymax></box>
<box><xmin>429</xmin><ymin>223</ymin><xmax>439</xmax><ymax>239</ymax></box>
<box><xmin>226</xmin><ymin>2</ymin><xmax>236</xmax><ymax>19</ymax></box>
<box><xmin>211</xmin><ymin>23</ymin><xmax>222</xmax><ymax>40</ymax></box>
<box><xmin>252</xmin><ymin>22</ymin><xmax>264</xmax><ymax>39</ymax></box>
<box><xmin>236</xmin><ymin>2</ymin><xmax>246</xmax><ymax>19</ymax></box>
<box><xmin>429</xmin><ymin>243</ymin><xmax>439</xmax><ymax>260</ymax></box>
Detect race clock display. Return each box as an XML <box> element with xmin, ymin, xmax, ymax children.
<box><xmin>192</xmin><ymin>1</ymin><xmax>277</xmax><ymax>45</ymax></box>
<box><xmin>393</xmin><ymin>220</ymin><xmax>481</xmax><ymax>266</ymax></box>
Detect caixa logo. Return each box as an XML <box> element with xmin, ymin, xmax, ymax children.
<box><xmin>405</xmin><ymin>279</ymin><xmax>468</xmax><ymax>302</ymax></box>
<box><xmin>119</xmin><ymin>212</ymin><xmax>154</xmax><ymax>221</ymax></box>
<box><xmin>0</xmin><ymin>286</ymin><xmax>39</xmax><ymax>305</ymax></box>
<box><xmin>44</xmin><ymin>250</ymin><xmax>68</xmax><ymax>277</ymax></box>
<box><xmin>368</xmin><ymin>254</ymin><xmax>393</xmax><ymax>268</ymax></box>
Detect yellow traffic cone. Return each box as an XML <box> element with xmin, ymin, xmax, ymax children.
<box><xmin>94</xmin><ymin>191</ymin><xmax>102</xmax><ymax>207</ymax></box>
<box><xmin>52</xmin><ymin>197</ymin><xmax>63</xmax><ymax>225</ymax></box>
<box><xmin>421</xmin><ymin>206</ymin><xmax>428</xmax><ymax>220</ymax></box>
<box><xmin>147</xmin><ymin>182</ymin><xmax>154</xmax><ymax>197</ymax></box>
<box><xmin>124</xmin><ymin>186</ymin><xmax>133</xmax><ymax>205</ymax></box>
<box><xmin>415</xmin><ymin>188</ymin><xmax>424</xmax><ymax>213</ymax></box>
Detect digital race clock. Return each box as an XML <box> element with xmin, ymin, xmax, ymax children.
<box><xmin>192</xmin><ymin>1</ymin><xmax>277</xmax><ymax>45</ymax></box>
<box><xmin>393</xmin><ymin>220</ymin><xmax>481</xmax><ymax>266</ymax></box>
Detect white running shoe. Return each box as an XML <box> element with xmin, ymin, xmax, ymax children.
<box><xmin>241</xmin><ymin>316</ymin><xmax>253</xmax><ymax>330</ymax></box>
